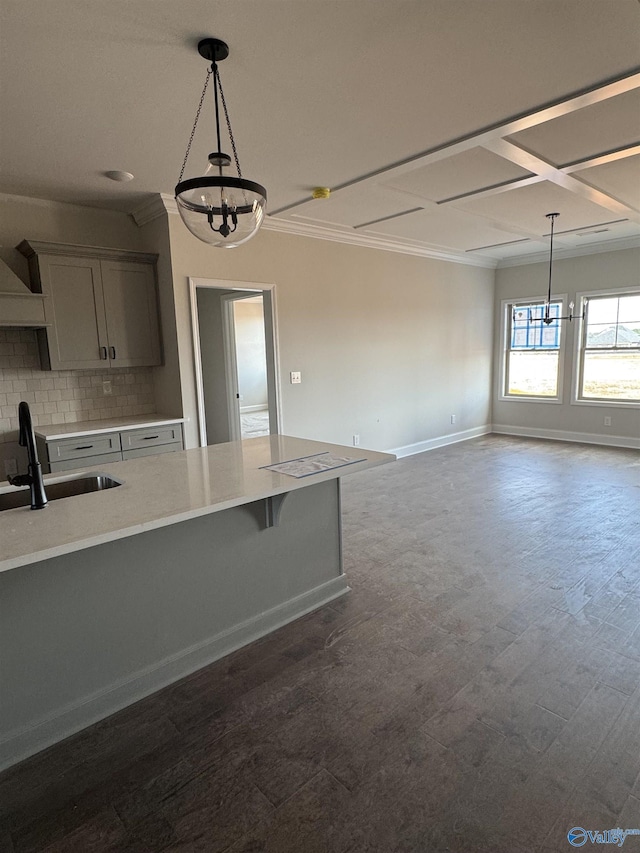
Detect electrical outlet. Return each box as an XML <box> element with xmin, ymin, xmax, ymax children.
<box><xmin>290</xmin><ymin>371</ymin><xmax>301</xmax><ymax>384</ymax></box>
<box><xmin>604</xmin><ymin>416</ymin><xmax>612</xmax><ymax>427</ymax></box>
<box><xmin>450</xmin><ymin>414</ymin><xmax>456</xmax><ymax>425</ymax></box>
<box><xmin>353</xmin><ymin>434</ymin><xmax>360</xmax><ymax>446</ymax></box>
<box><xmin>102</xmin><ymin>380</ymin><xmax>113</xmax><ymax>396</ymax></box>
<box><xmin>4</xmin><ymin>458</ymin><xmax>18</xmax><ymax>478</ymax></box>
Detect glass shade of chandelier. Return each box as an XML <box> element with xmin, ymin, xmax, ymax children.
<box><xmin>175</xmin><ymin>38</ymin><xmax>267</xmax><ymax>248</ymax></box>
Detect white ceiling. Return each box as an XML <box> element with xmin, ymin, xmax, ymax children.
<box><xmin>1</xmin><ymin>0</ymin><xmax>639</xmax><ymax>267</ymax></box>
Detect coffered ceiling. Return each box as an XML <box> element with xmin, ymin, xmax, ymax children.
<box><xmin>1</xmin><ymin>0</ymin><xmax>639</xmax><ymax>267</ymax></box>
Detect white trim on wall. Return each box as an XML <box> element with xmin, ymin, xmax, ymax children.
<box><xmin>497</xmin><ymin>235</ymin><xmax>640</xmax><ymax>268</ymax></box>
<box><xmin>130</xmin><ymin>194</ymin><xmax>639</xmax><ymax>270</ymax></box>
<box><xmin>492</xmin><ymin>423</ymin><xmax>640</xmax><ymax>450</ymax></box>
<box><xmin>389</xmin><ymin>424</ymin><xmax>492</xmax><ymax>458</ymax></box>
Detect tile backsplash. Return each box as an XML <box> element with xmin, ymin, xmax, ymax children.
<box><xmin>0</xmin><ymin>329</ymin><xmax>156</xmax><ymax>444</ymax></box>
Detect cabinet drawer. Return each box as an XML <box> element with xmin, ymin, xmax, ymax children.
<box><xmin>49</xmin><ymin>451</ymin><xmax>123</xmax><ymax>473</ymax></box>
<box><xmin>48</xmin><ymin>432</ymin><xmax>122</xmax><ymax>463</ymax></box>
<box><xmin>121</xmin><ymin>424</ymin><xmax>183</xmax><ymax>451</ymax></box>
<box><xmin>122</xmin><ymin>442</ymin><xmax>182</xmax><ymax>461</ymax></box>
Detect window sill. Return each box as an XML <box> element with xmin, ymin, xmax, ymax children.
<box><xmin>571</xmin><ymin>398</ymin><xmax>640</xmax><ymax>409</ymax></box>
<box><xmin>498</xmin><ymin>395</ymin><xmax>562</xmax><ymax>405</ymax></box>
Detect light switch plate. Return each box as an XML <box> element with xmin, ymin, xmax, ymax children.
<box><xmin>290</xmin><ymin>371</ymin><xmax>301</xmax><ymax>384</ymax></box>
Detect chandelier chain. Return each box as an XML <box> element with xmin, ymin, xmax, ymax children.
<box><xmin>215</xmin><ymin>65</ymin><xmax>243</xmax><ymax>179</ymax></box>
<box><xmin>178</xmin><ymin>69</ymin><xmax>212</xmax><ymax>184</ymax></box>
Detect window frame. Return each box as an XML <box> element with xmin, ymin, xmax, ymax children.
<box><xmin>572</xmin><ymin>285</ymin><xmax>640</xmax><ymax>408</ymax></box>
<box><xmin>499</xmin><ymin>294</ymin><xmax>568</xmax><ymax>404</ymax></box>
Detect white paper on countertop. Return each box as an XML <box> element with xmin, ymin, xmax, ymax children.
<box><xmin>261</xmin><ymin>451</ymin><xmax>366</xmax><ymax>478</ymax></box>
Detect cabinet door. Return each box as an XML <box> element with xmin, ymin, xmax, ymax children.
<box><xmin>39</xmin><ymin>255</ymin><xmax>109</xmax><ymax>370</ymax></box>
<box><xmin>100</xmin><ymin>261</ymin><xmax>161</xmax><ymax>367</ymax></box>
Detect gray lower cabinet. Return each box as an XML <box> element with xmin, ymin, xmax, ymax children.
<box><xmin>43</xmin><ymin>432</ymin><xmax>122</xmax><ymax>473</ymax></box>
<box><xmin>121</xmin><ymin>424</ymin><xmax>183</xmax><ymax>460</ymax></box>
<box><xmin>38</xmin><ymin>423</ymin><xmax>183</xmax><ymax>473</ymax></box>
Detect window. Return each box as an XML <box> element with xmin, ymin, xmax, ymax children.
<box><xmin>578</xmin><ymin>292</ymin><xmax>640</xmax><ymax>402</ymax></box>
<box><xmin>503</xmin><ymin>301</ymin><xmax>562</xmax><ymax>398</ymax></box>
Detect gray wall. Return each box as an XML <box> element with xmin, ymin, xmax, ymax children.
<box><xmin>6</xmin><ymin>192</ymin><xmax>635</xmax><ymax>457</ymax></box>
<box><xmin>167</xmin><ymin>215</ymin><xmax>496</xmax><ymax>453</ymax></box>
<box><xmin>493</xmin><ymin>247</ymin><xmax>640</xmax><ymax>445</ymax></box>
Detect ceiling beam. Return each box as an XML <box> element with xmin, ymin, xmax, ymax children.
<box><xmin>561</xmin><ymin>143</ymin><xmax>640</xmax><ymax>174</ymax></box>
<box><xmin>482</xmin><ymin>138</ymin><xmax>640</xmax><ymax>224</ymax></box>
<box><xmin>271</xmin><ymin>67</ymin><xmax>640</xmax><ymax>217</ymax></box>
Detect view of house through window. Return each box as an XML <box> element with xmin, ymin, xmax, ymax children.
<box><xmin>579</xmin><ymin>292</ymin><xmax>640</xmax><ymax>402</ymax></box>
<box><xmin>505</xmin><ymin>301</ymin><xmax>562</xmax><ymax>397</ymax></box>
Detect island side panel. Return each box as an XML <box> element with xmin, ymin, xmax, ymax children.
<box><xmin>0</xmin><ymin>478</ymin><xmax>346</xmax><ymax>771</ymax></box>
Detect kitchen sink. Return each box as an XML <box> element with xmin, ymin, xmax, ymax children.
<box><xmin>0</xmin><ymin>473</ymin><xmax>122</xmax><ymax>512</ymax></box>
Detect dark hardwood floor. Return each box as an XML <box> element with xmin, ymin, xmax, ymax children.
<box><xmin>1</xmin><ymin>436</ymin><xmax>639</xmax><ymax>852</ymax></box>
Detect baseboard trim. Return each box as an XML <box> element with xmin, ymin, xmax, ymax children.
<box><xmin>491</xmin><ymin>424</ymin><xmax>640</xmax><ymax>450</ymax></box>
<box><xmin>0</xmin><ymin>575</ymin><xmax>349</xmax><ymax>772</ymax></box>
<box><xmin>239</xmin><ymin>405</ymin><xmax>269</xmax><ymax>414</ymax></box>
<box><xmin>389</xmin><ymin>424</ymin><xmax>492</xmax><ymax>459</ymax></box>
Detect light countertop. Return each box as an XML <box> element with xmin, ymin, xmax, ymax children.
<box><xmin>0</xmin><ymin>435</ymin><xmax>394</xmax><ymax>574</ymax></box>
<box><xmin>34</xmin><ymin>415</ymin><xmax>185</xmax><ymax>441</ymax></box>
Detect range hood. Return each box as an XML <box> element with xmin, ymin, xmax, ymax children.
<box><xmin>0</xmin><ymin>258</ymin><xmax>47</xmax><ymax>327</ymax></box>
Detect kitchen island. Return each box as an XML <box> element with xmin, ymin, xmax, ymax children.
<box><xmin>0</xmin><ymin>435</ymin><xmax>393</xmax><ymax>770</ymax></box>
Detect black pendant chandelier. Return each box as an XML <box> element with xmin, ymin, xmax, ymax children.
<box><xmin>516</xmin><ymin>212</ymin><xmax>584</xmax><ymax>325</ymax></box>
<box><xmin>175</xmin><ymin>38</ymin><xmax>267</xmax><ymax>248</ymax></box>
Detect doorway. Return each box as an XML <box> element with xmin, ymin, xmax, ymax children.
<box><xmin>190</xmin><ymin>278</ymin><xmax>281</xmax><ymax>446</ymax></box>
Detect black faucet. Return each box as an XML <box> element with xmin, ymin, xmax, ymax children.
<box><xmin>8</xmin><ymin>401</ymin><xmax>48</xmax><ymax>510</ymax></box>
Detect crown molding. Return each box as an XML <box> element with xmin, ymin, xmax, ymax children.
<box><xmin>17</xmin><ymin>240</ymin><xmax>157</xmax><ymax>265</ymax></box>
<box><xmin>497</xmin><ymin>235</ymin><xmax>640</xmax><ymax>267</ymax></box>
<box><xmin>131</xmin><ymin>193</ymin><xmax>177</xmax><ymax>227</ymax></box>
<box><xmin>129</xmin><ymin>193</ymin><xmax>638</xmax><ymax>269</ymax></box>
<box><xmin>131</xmin><ymin>193</ymin><xmax>496</xmax><ymax>268</ymax></box>
<box><xmin>261</xmin><ymin>216</ymin><xmax>497</xmax><ymax>269</ymax></box>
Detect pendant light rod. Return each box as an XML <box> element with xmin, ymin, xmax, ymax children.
<box><xmin>213</xmin><ymin>56</ymin><xmax>222</xmax><ymax>165</ymax></box>
<box><xmin>545</xmin><ymin>212</ymin><xmax>558</xmax><ymax>321</ymax></box>
<box><xmin>513</xmin><ymin>211</ymin><xmax>585</xmax><ymax>326</ymax></box>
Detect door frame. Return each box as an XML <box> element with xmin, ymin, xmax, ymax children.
<box><xmin>189</xmin><ymin>278</ymin><xmax>282</xmax><ymax>447</ymax></box>
<box><xmin>220</xmin><ymin>291</ymin><xmax>266</xmax><ymax>441</ymax></box>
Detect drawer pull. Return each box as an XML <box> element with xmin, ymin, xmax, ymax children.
<box><xmin>100</xmin><ymin>347</ymin><xmax>108</xmax><ymax>360</ymax></box>
<box><xmin>75</xmin><ymin>444</ymin><xmax>94</xmax><ymax>450</ymax></box>
<box><xmin>143</xmin><ymin>435</ymin><xmax>159</xmax><ymax>440</ymax></box>
<box><xmin>110</xmin><ymin>346</ymin><xmax>116</xmax><ymax>360</ymax></box>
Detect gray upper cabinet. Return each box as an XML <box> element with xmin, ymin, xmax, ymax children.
<box><xmin>100</xmin><ymin>260</ymin><xmax>161</xmax><ymax>368</ymax></box>
<box><xmin>17</xmin><ymin>241</ymin><xmax>161</xmax><ymax>371</ymax></box>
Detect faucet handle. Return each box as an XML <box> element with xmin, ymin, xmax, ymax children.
<box><xmin>8</xmin><ymin>473</ymin><xmax>31</xmax><ymax>487</ymax></box>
